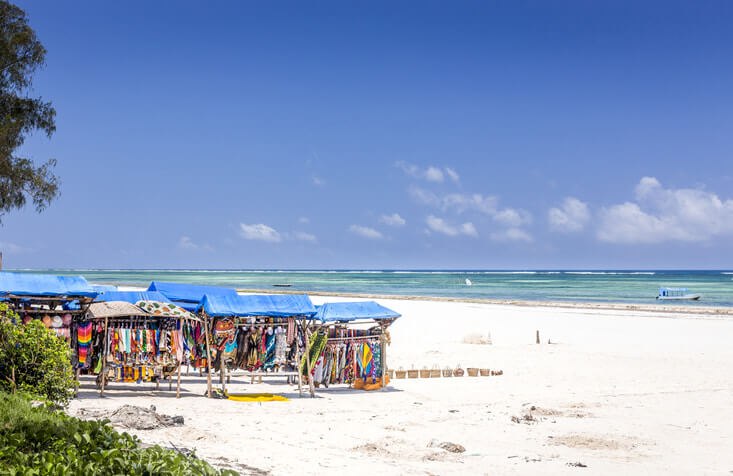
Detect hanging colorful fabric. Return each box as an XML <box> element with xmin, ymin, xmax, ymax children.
<box><xmin>77</xmin><ymin>321</ymin><xmax>93</xmax><ymax>367</ymax></box>
<box><xmin>360</xmin><ymin>342</ymin><xmax>374</xmax><ymax>382</ymax></box>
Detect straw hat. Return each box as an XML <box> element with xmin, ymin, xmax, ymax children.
<box><xmin>51</xmin><ymin>315</ymin><xmax>63</xmax><ymax>328</ymax></box>
<box><xmin>42</xmin><ymin>315</ymin><xmax>52</xmax><ymax>327</ymax></box>
<box><xmin>62</xmin><ymin>313</ymin><xmax>72</xmax><ymax>326</ymax></box>
<box><xmin>22</xmin><ymin>315</ymin><xmax>32</xmax><ymax>325</ymax></box>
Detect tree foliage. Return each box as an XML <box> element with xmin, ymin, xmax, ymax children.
<box><xmin>0</xmin><ymin>1</ymin><xmax>59</xmax><ymax>222</ymax></box>
<box><xmin>0</xmin><ymin>303</ymin><xmax>76</xmax><ymax>405</ymax></box>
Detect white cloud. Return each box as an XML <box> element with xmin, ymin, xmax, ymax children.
<box><xmin>597</xmin><ymin>177</ymin><xmax>733</xmax><ymax>243</ymax></box>
<box><xmin>0</xmin><ymin>241</ymin><xmax>27</xmax><ymax>253</ymax></box>
<box><xmin>312</xmin><ymin>176</ymin><xmax>325</xmax><ymax>186</ymax></box>
<box><xmin>425</xmin><ymin>215</ymin><xmax>478</xmax><ymax>237</ymax></box>
<box><xmin>408</xmin><ymin>186</ymin><xmax>441</xmax><ymax>206</ymax></box>
<box><xmin>493</xmin><ymin>208</ymin><xmax>532</xmax><ymax>227</ymax></box>
<box><xmin>293</xmin><ymin>231</ymin><xmax>318</xmax><ymax>243</ymax></box>
<box><xmin>548</xmin><ymin>197</ymin><xmax>590</xmax><ymax>232</ymax></box>
<box><xmin>424</xmin><ymin>166</ymin><xmax>444</xmax><ymax>182</ymax></box>
<box><xmin>177</xmin><ymin>236</ymin><xmax>213</xmax><ymax>251</ymax></box>
<box><xmin>490</xmin><ymin>228</ymin><xmax>533</xmax><ymax>243</ymax></box>
<box><xmin>445</xmin><ymin>167</ymin><xmax>460</xmax><ymax>183</ymax></box>
<box><xmin>178</xmin><ymin>236</ymin><xmax>198</xmax><ymax>249</ymax></box>
<box><xmin>348</xmin><ymin>225</ymin><xmax>384</xmax><ymax>240</ymax></box>
<box><xmin>460</xmin><ymin>222</ymin><xmax>478</xmax><ymax>237</ymax></box>
<box><xmin>380</xmin><ymin>213</ymin><xmax>406</xmax><ymax>226</ymax></box>
<box><xmin>239</xmin><ymin>223</ymin><xmax>282</xmax><ymax>242</ymax></box>
<box><xmin>410</xmin><ymin>186</ymin><xmax>531</xmax><ymax>226</ymax></box>
<box><xmin>298</xmin><ymin>217</ymin><xmax>310</xmax><ymax>224</ymax></box>
<box><xmin>442</xmin><ymin>192</ymin><xmax>499</xmax><ymax>215</ymax></box>
<box><xmin>396</xmin><ymin>161</ymin><xmax>451</xmax><ymax>183</ymax></box>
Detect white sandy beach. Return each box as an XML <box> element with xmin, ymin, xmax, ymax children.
<box><xmin>69</xmin><ymin>295</ymin><xmax>733</xmax><ymax>475</ymax></box>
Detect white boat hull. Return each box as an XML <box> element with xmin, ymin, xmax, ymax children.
<box><xmin>656</xmin><ymin>294</ymin><xmax>701</xmax><ymax>301</ymax></box>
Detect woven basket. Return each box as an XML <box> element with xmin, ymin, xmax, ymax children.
<box><xmin>442</xmin><ymin>368</ymin><xmax>453</xmax><ymax>378</ymax></box>
<box><xmin>454</xmin><ymin>368</ymin><xmax>465</xmax><ymax>377</ymax></box>
<box><xmin>467</xmin><ymin>368</ymin><xmax>479</xmax><ymax>377</ymax></box>
<box><xmin>407</xmin><ymin>369</ymin><xmax>419</xmax><ymax>379</ymax></box>
<box><xmin>480</xmin><ymin>368</ymin><xmax>490</xmax><ymax>376</ymax></box>
<box><xmin>386</xmin><ymin>369</ymin><xmax>395</xmax><ymax>378</ymax></box>
<box><xmin>395</xmin><ymin>369</ymin><xmax>406</xmax><ymax>379</ymax></box>
<box><xmin>419</xmin><ymin>368</ymin><xmax>431</xmax><ymax>378</ymax></box>
<box><xmin>430</xmin><ymin>369</ymin><xmax>441</xmax><ymax>378</ymax></box>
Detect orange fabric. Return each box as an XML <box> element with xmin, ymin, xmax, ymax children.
<box><xmin>353</xmin><ymin>376</ymin><xmax>390</xmax><ymax>391</ymax></box>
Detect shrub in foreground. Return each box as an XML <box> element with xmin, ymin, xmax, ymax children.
<box><xmin>0</xmin><ymin>303</ymin><xmax>77</xmax><ymax>405</ymax></box>
<box><xmin>0</xmin><ymin>392</ymin><xmax>238</xmax><ymax>475</ymax></box>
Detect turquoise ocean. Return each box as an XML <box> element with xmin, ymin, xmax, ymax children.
<box><xmin>11</xmin><ymin>269</ymin><xmax>733</xmax><ymax>307</ymax></box>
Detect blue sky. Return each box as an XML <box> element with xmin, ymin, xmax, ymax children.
<box><xmin>2</xmin><ymin>1</ymin><xmax>733</xmax><ymax>269</ymax></box>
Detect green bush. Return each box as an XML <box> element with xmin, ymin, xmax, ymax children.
<box><xmin>0</xmin><ymin>392</ymin><xmax>238</xmax><ymax>475</ymax></box>
<box><xmin>0</xmin><ymin>303</ymin><xmax>77</xmax><ymax>405</ymax></box>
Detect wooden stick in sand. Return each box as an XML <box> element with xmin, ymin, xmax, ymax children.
<box><xmin>202</xmin><ymin>312</ymin><xmax>213</xmax><ymax>398</ymax></box>
<box><xmin>100</xmin><ymin>316</ymin><xmax>109</xmax><ymax>397</ymax></box>
<box><xmin>380</xmin><ymin>323</ymin><xmax>387</xmax><ymax>391</ymax></box>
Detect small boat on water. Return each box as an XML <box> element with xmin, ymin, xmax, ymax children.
<box><xmin>272</xmin><ymin>283</ymin><xmax>292</xmax><ymax>288</ymax></box>
<box><xmin>656</xmin><ymin>287</ymin><xmax>701</xmax><ymax>301</ymax></box>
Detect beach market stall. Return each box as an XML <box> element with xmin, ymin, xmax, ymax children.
<box><xmin>197</xmin><ymin>293</ymin><xmax>317</xmax><ymax>398</ymax></box>
<box><xmin>0</xmin><ymin>270</ymin><xmax>97</xmax><ymax>344</ymax></box>
<box><xmin>85</xmin><ymin>294</ymin><xmax>208</xmax><ymax>398</ymax></box>
<box><xmin>312</xmin><ymin>301</ymin><xmax>400</xmax><ymax>391</ymax></box>
<box><xmin>0</xmin><ymin>271</ymin><xmax>100</xmax><ymax>393</ymax></box>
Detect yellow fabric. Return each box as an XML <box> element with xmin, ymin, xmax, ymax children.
<box><xmin>227</xmin><ymin>393</ymin><xmax>290</xmax><ymax>402</ymax></box>
<box><xmin>353</xmin><ymin>376</ymin><xmax>390</xmax><ymax>391</ymax></box>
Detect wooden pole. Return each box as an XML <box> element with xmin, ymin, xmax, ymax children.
<box><xmin>301</xmin><ymin>321</ymin><xmax>315</xmax><ymax>398</ymax></box>
<box><xmin>100</xmin><ymin>317</ymin><xmax>109</xmax><ymax>397</ymax></box>
<box><xmin>220</xmin><ymin>352</ymin><xmax>226</xmax><ymax>395</ymax></box>
<box><xmin>202</xmin><ymin>312</ymin><xmax>213</xmax><ymax>398</ymax></box>
<box><xmin>296</xmin><ymin>342</ymin><xmax>303</xmax><ymax>398</ymax></box>
<box><xmin>536</xmin><ymin>330</ymin><xmax>540</xmax><ymax>344</ymax></box>
<box><xmin>380</xmin><ymin>324</ymin><xmax>387</xmax><ymax>391</ymax></box>
<box><xmin>176</xmin><ymin>363</ymin><xmax>181</xmax><ymax>398</ymax></box>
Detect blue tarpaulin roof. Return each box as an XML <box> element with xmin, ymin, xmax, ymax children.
<box><xmin>198</xmin><ymin>293</ymin><xmax>316</xmax><ymax>317</ymax></box>
<box><xmin>0</xmin><ymin>271</ymin><xmax>97</xmax><ymax>297</ymax></box>
<box><xmin>92</xmin><ymin>284</ymin><xmax>118</xmax><ymax>293</ymax></box>
<box><xmin>94</xmin><ymin>291</ymin><xmax>172</xmax><ymax>304</ymax></box>
<box><xmin>315</xmin><ymin>301</ymin><xmax>401</xmax><ymax>322</ymax></box>
<box><xmin>147</xmin><ymin>281</ymin><xmax>238</xmax><ymax>303</ymax></box>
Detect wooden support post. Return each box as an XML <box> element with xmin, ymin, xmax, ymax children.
<box><xmin>301</xmin><ymin>321</ymin><xmax>315</xmax><ymax>398</ymax></box>
<box><xmin>220</xmin><ymin>354</ymin><xmax>227</xmax><ymax>395</ymax></box>
<box><xmin>202</xmin><ymin>312</ymin><xmax>213</xmax><ymax>398</ymax></box>
<box><xmin>176</xmin><ymin>363</ymin><xmax>181</xmax><ymax>398</ymax></box>
<box><xmin>536</xmin><ymin>330</ymin><xmax>540</xmax><ymax>344</ymax></box>
<box><xmin>296</xmin><ymin>344</ymin><xmax>303</xmax><ymax>398</ymax></box>
<box><xmin>100</xmin><ymin>317</ymin><xmax>109</xmax><ymax>397</ymax></box>
<box><xmin>169</xmin><ymin>375</ymin><xmax>172</xmax><ymax>391</ymax></box>
<box><xmin>380</xmin><ymin>324</ymin><xmax>387</xmax><ymax>391</ymax></box>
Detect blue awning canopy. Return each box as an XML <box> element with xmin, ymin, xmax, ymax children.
<box><xmin>147</xmin><ymin>281</ymin><xmax>238</xmax><ymax>303</ymax></box>
<box><xmin>92</xmin><ymin>284</ymin><xmax>118</xmax><ymax>293</ymax></box>
<box><xmin>0</xmin><ymin>271</ymin><xmax>97</xmax><ymax>298</ymax></box>
<box><xmin>198</xmin><ymin>293</ymin><xmax>316</xmax><ymax>317</ymax></box>
<box><xmin>315</xmin><ymin>301</ymin><xmax>401</xmax><ymax>323</ymax></box>
<box><xmin>94</xmin><ymin>291</ymin><xmax>172</xmax><ymax>305</ymax></box>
